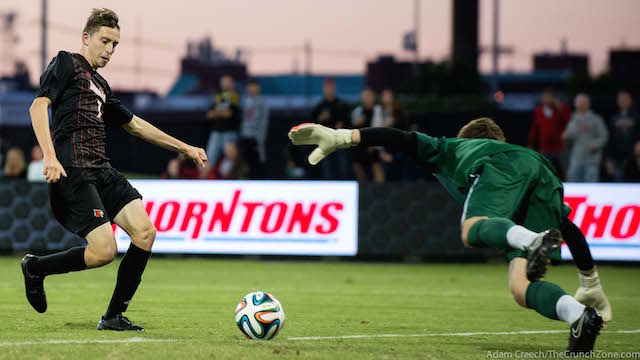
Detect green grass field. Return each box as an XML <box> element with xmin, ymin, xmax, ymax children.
<box><xmin>0</xmin><ymin>257</ymin><xmax>638</xmax><ymax>359</ymax></box>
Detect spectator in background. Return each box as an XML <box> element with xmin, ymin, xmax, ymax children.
<box><xmin>214</xmin><ymin>142</ymin><xmax>248</xmax><ymax>180</ymax></box>
<box><xmin>351</xmin><ymin>88</ymin><xmax>385</xmax><ymax>183</ymax></box>
<box><xmin>161</xmin><ymin>155</ymin><xmax>209</xmax><ymax>179</ymax></box>
<box><xmin>606</xmin><ymin>91</ymin><xmax>639</xmax><ymax>182</ymax></box>
<box><xmin>27</xmin><ymin>145</ymin><xmax>46</xmax><ymax>182</ymax></box>
<box><xmin>0</xmin><ymin>127</ymin><xmax>10</xmax><ymax>173</ymax></box>
<box><xmin>624</xmin><ymin>142</ymin><xmax>640</xmax><ymax>182</ymax></box>
<box><xmin>3</xmin><ymin>147</ymin><xmax>26</xmax><ymax>178</ymax></box>
<box><xmin>528</xmin><ymin>88</ymin><xmax>571</xmax><ymax>179</ymax></box>
<box><xmin>563</xmin><ymin>94</ymin><xmax>608</xmax><ymax>182</ymax></box>
<box><xmin>162</xmin><ymin>156</ymin><xmax>195</xmax><ymax>179</ymax></box>
<box><xmin>311</xmin><ymin>78</ymin><xmax>349</xmax><ymax>179</ymax></box>
<box><xmin>312</xmin><ymin>78</ymin><xmax>348</xmax><ymax>129</ymax></box>
<box><xmin>162</xmin><ymin>158</ymin><xmax>183</xmax><ymax>179</ymax></box>
<box><xmin>206</xmin><ymin>75</ymin><xmax>241</xmax><ymax>166</ymax></box>
<box><xmin>381</xmin><ymin>89</ymin><xmax>408</xmax><ymax>179</ymax></box>
<box><xmin>240</xmin><ymin>78</ymin><xmax>269</xmax><ymax>178</ymax></box>
<box><xmin>381</xmin><ymin>89</ymin><xmax>408</xmax><ymax>130</ymax></box>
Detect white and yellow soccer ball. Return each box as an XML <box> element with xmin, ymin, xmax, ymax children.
<box><xmin>235</xmin><ymin>291</ymin><xmax>285</xmax><ymax>340</ymax></box>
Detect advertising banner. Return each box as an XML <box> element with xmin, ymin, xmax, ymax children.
<box><xmin>563</xmin><ymin>183</ymin><xmax>640</xmax><ymax>261</ymax></box>
<box><xmin>115</xmin><ymin>180</ymin><xmax>358</xmax><ymax>256</ymax></box>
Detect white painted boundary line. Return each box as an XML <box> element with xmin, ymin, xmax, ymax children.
<box><xmin>1</xmin><ymin>330</ymin><xmax>638</xmax><ymax>346</ymax></box>
<box><xmin>286</xmin><ymin>329</ymin><xmax>640</xmax><ymax>341</ymax></box>
<box><xmin>0</xmin><ymin>337</ymin><xmax>180</xmax><ymax>347</ymax></box>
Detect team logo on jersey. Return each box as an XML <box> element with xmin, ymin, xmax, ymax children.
<box><xmin>93</xmin><ymin>209</ymin><xmax>105</xmax><ymax>218</ymax></box>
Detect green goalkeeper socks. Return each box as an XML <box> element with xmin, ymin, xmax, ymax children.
<box><xmin>467</xmin><ymin>218</ymin><xmax>515</xmax><ymax>249</ymax></box>
<box><xmin>525</xmin><ymin>281</ymin><xmax>567</xmax><ymax>320</ymax></box>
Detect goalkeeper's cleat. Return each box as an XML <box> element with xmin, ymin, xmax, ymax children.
<box><xmin>566</xmin><ymin>307</ymin><xmax>603</xmax><ymax>354</ymax></box>
<box><xmin>288</xmin><ymin>123</ymin><xmax>354</xmax><ymax>165</ymax></box>
<box><xmin>526</xmin><ymin>229</ymin><xmax>562</xmax><ymax>281</ymax></box>
<box><xmin>575</xmin><ymin>270</ymin><xmax>612</xmax><ymax>326</ymax></box>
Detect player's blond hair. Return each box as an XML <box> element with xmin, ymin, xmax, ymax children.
<box><xmin>457</xmin><ymin>117</ymin><xmax>506</xmax><ymax>142</ymax></box>
<box><xmin>83</xmin><ymin>8</ymin><xmax>120</xmax><ymax>35</ymax></box>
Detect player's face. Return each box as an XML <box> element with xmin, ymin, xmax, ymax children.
<box><xmin>84</xmin><ymin>26</ymin><xmax>120</xmax><ymax>69</ymax></box>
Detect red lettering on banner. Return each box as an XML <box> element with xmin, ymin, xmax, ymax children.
<box><xmin>208</xmin><ymin>190</ymin><xmax>241</xmax><ymax>232</ymax></box>
<box><xmin>139</xmin><ymin>190</ymin><xmax>348</xmax><ymax>238</ymax></box>
<box><xmin>261</xmin><ymin>202</ymin><xmax>288</xmax><ymax>233</ymax></box>
<box><xmin>180</xmin><ymin>202</ymin><xmax>208</xmax><ymax>239</ymax></box>
<box><xmin>316</xmin><ymin>202</ymin><xmax>342</xmax><ymax>234</ymax></box>
<box><xmin>611</xmin><ymin>205</ymin><xmax>640</xmax><ymax>239</ymax></box>
<box><xmin>580</xmin><ymin>205</ymin><xmax>613</xmax><ymax>238</ymax></box>
<box><xmin>241</xmin><ymin>202</ymin><xmax>262</xmax><ymax>232</ymax></box>
<box><xmin>287</xmin><ymin>203</ymin><xmax>317</xmax><ymax>233</ymax></box>
<box><xmin>145</xmin><ymin>201</ymin><xmax>154</xmax><ymax>215</ymax></box>
<box><xmin>564</xmin><ymin>196</ymin><xmax>587</xmax><ymax>222</ymax></box>
<box><xmin>155</xmin><ymin>201</ymin><xmax>180</xmax><ymax>232</ymax></box>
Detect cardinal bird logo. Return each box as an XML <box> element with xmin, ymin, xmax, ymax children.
<box><xmin>93</xmin><ymin>209</ymin><xmax>104</xmax><ymax>218</ymax></box>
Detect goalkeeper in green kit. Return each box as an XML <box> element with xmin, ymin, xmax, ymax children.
<box><xmin>288</xmin><ymin>118</ymin><xmax>611</xmax><ymax>353</ymax></box>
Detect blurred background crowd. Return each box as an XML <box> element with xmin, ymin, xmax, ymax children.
<box><xmin>0</xmin><ymin>0</ymin><xmax>638</xmax><ymax>184</ymax></box>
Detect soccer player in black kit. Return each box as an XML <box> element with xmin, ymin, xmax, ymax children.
<box><xmin>22</xmin><ymin>8</ymin><xmax>207</xmax><ymax>331</ymax></box>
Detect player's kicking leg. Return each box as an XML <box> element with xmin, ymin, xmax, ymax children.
<box><xmin>560</xmin><ymin>217</ymin><xmax>612</xmax><ymax>325</ymax></box>
<box><xmin>21</xmin><ymin>222</ymin><xmax>117</xmax><ymax>313</ymax></box>
<box><xmin>509</xmin><ymin>258</ymin><xmax>603</xmax><ymax>353</ymax></box>
<box><xmin>97</xmin><ymin>199</ymin><xmax>155</xmax><ymax>331</ymax></box>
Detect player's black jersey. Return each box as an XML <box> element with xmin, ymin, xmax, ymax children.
<box><xmin>36</xmin><ymin>51</ymin><xmax>133</xmax><ymax>168</ymax></box>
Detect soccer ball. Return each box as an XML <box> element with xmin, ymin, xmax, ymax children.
<box><xmin>235</xmin><ymin>291</ymin><xmax>285</xmax><ymax>340</ymax></box>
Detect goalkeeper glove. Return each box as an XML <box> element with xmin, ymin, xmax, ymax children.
<box><xmin>288</xmin><ymin>123</ymin><xmax>354</xmax><ymax>165</ymax></box>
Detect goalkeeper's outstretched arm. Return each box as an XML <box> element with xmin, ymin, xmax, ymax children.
<box><xmin>288</xmin><ymin>123</ymin><xmax>418</xmax><ymax>165</ymax></box>
<box><xmin>356</xmin><ymin>127</ymin><xmax>418</xmax><ymax>159</ymax></box>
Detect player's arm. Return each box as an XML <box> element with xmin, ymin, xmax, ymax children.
<box><xmin>29</xmin><ymin>97</ymin><xmax>67</xmax><ymax>183</ymax></box>
<box><xmin>288</xmin><ymin>123</ymin><xmax>420</xmax><ymax>165</ymax></box>
<box><xmin>30</xmin><ymin>51</ymin><xmax>73</xmax><ymax>183</ymax></box>
<box><xmin>123</xmin><ymin>115</ymin><xmax>207</xmax><ymax>167</ymax></box>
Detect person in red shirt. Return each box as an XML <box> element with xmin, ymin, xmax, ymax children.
<box><xmin>528</xmin><ymin>88</ymin><xmax>571</xmax><ymax>180</ymax></box>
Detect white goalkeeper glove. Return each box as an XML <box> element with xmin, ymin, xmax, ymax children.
<box><xmin>288</xmin><ymin>123</ymin><xmax>354</xmax><ymax>165</ymax></box>
<box><xmin>574</xmin><ymin>270</ymin><xmax>612</xmax><ymax>326</ymax></box>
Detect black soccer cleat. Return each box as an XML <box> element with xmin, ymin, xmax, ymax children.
<box><xmin>97</xmin><ymin>314</ymin><xmax>145</xmax><ymax>331</ymax></box>
<box><xmin>21</xmin><ymin>254</ymin><xmax>47</xmax><ymax>313</ymax></box>
<box><xmin>526</xmin><ymin>229</ymin><xmax>562</xmax><ymax>281</ymax></box>
<box><xmin>567</xmin><ymin>307</ymin><xmax>603</xmax><ymax>354</ymax></box>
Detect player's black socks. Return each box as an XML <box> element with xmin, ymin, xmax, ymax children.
<box><xmin>28</xmin><ymin>246</ymin><xmax>87</xmax><ymax>277</ymax></box>
<box><xmin>104</xmin><ymin>243</ymin><xmax>151</xmax><ymax>319</ymax></box>
<box><xmin>560</xmin><ymin>218</ymin><xmax>594</xmax><ymax>271</ymax></box>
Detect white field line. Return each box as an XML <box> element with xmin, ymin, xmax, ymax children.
<box><xmin>0</xmin><ymin>337</ymin><xmax>180</xmax><ymax>347</ymax></box>
<box><xmin>1</xmin><ymin>329</ymin><xmax>638</xmax><ymax>346</ymax></box>
<box><xmin>286</xmin><ymin>329</ymin><xmax>640</xmax><ymax>341</ymax></box>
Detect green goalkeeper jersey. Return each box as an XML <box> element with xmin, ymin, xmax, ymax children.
<box><xmin>415</xmin><ymin>133</ymin><xmax>562</xmax><ymax>203</ymax></box>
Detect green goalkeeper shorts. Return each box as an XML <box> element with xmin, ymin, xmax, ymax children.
<box><xmin>461</xmin><ymin>151</ymin><xmax>571</xmax><ymax>262</ymax></box>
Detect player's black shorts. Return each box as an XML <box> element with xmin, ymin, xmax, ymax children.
<box><xmin>49</xmin><ymin>167</ymin><xmax>142</xmax><ymax>237</ymax></box>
